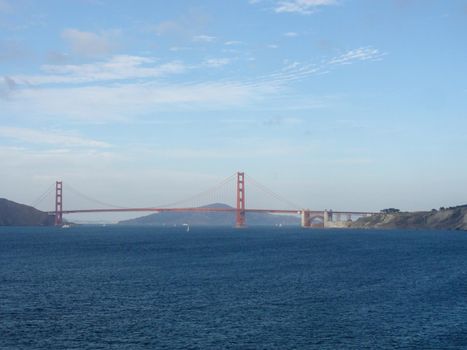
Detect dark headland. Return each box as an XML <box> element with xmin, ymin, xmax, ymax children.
<box><xmin>351</xmin><ymin>205</ymin><xmax>467</xmax><ymax>231</ymax></box>
<box><xmin>0</xmin><ymin>198</ymin><xmax>54</xmax><ymax>226</ymax></box>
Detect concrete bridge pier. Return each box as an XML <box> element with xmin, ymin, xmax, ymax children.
<box><xmin>301</xmin><ymin>210</ymin><xmax>311</xmax><ymax>228</ymax></box>
<box><xmin>324</xmin><ymin>209</ymin><xmax>353</xmax><ymax>228</ymax></box>
<box><xmin>324</xmin><ymin>210</ymin><xmax>333</xmax><ymax>226</ymax></box>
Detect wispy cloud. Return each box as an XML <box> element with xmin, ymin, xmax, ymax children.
<box><xmin>45</xmin><ymin>51</ymin><xmax>71</xmax><ymax>64</ymax></box>
<box><xmin>13</xmin><ymin>55</ymin><xmax>187</xmax><ymax>85</ymax></box>
<box><xmin>275</xmin><ymin>0</ymin><xmax>337</xmax><ymax>14</ymax></box>
<box><xmin>3</xmin><ymin>46</ymin><xmax>384</xmax><ymax>122</ymax></box>
<box><xmin>204</xmin><ymin>58</ymin><xmax>231</xmax><ymax>68</ymax></box>
<box><xmin>247</xmin><ymin>46</ymin><xmax>384</xmax><ymax>86</ymax></box>
<box><xmin>263</xmin><ymin>116</ymin><xmax>303</xmax><ymax>126</ymax></box>
<box><xmin>224</xmin><ymin>40</ymin><xmax>243</xmax><ymax>46</ymax></box>
<box><xmin>0</xmin><ymin>146</ymin><xmax>120</xmax><ymax>198</ymax></box>
<box><xmin>192</xmin><ymin>34</ymin><xmax>216</xmax><ymax>43</ymax></box>
<box><xmin>284</xmin><ymin>32</ymin><xmax>299</xmax><ymax>37</ymax></box>
<box><xmin>0</xmin><ymin>126</ymin><xmax>111</xmax><ymax>148</ymax></box>
<box><xmin>328</xmin><ymin>47</ymin><xmax>385</xmax><ymax>65</ymax></box>
<box><xmin>1</xmin><ymin>81</ymin><xmax>279</xmax><ymax>122</ymax></box>
<box><xmin>169</xmin><ymin>46</ymin><xmax>192</xmax><ymax>52</ymax></box>
<box><xmin>151</xmin><ymin>11</ymin><xmax>210</xmax><ymax>39</ymax></box>
<box><xmin>0</xmin><ymin>76</ymin><xmax>16</xmax><ymax>99</ymax></box>
<box><xmin>61</xmin><ymin>28</ymin><xmax>120</xmax><ymax>56</ymax></box>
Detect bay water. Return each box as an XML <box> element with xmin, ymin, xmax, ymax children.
<box><xmin>1</xmin><ymin>226</ymin><xmax>466</xmax><ymax>349</ymax></box>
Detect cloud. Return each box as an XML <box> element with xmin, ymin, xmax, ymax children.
<box><xmin>169</xmin><ymin>46</ymin><xmax>192</xmax><ymax>52</ymax></box>
<box><xmin>204</xmin><ymin>58</ymin><xmax>231</xmax><ymax>68</ymax></box>
<box><xmin>275</xmin><ymin>0</ymin><xmax>337</xmax><ymax>14</ymax></box>
<box><xmin>13</xmin><ymin>55</ymin><xmax>187</xmax><ymax>85</ymax></box>
<box><xmin>61</xmin><ymin>28</ymin><xmax>120</xmax><ymax>56</ymax></box>
<box><xmin>45</xmin><ymin>51</ymin><xmax>71</xmax><ymax>64</ymax></box>
<box><xmin>3</xmin><ymin>46</ymin><xmax>384</xmax><ymax>122</ymax></box>
<box><xmin>224</xmin><ymin>40</ymin><xmax>243</xmax><ymax>46</ymax></box>
<box><xmin>193</xmin><ymin>34</ymin><xmax>216</xmax><ymax>43</ymax></box>
<box><xmin>0</xmin><ymin>76</ymin><xmax>16</xmax><ymax>99</ymax></box>
<box><xmin>328</xmin><ymin>47</ymin><xmax>385</xmax><ymax>65</ymax></box>
<box><xmin>254</xmin><ymin>46</ymin><xmax>384</xmax><ymax>85</ymax></box>
<box><xmin>1</xmin><ymin>79</ymin><xmax>280</xmax><ymax>122</ymax></box>
<box><xmin>2</xmin><ymin>63</ymin><xmax>341</xmax><ymax>122</ymax></box>
<box><xmin>0</xmin><ymin>126</ymin><xmax>111</xmax><ymax>148</ymax></box>
<box><xmin>0</xmin><ymin>146</ymin><xmax>120</xmax><ymax>205</ymax></box>
<box><xmin>284</xmin><ymin>32</ymin><xmax>299</xmax><ymax>37</ymax></box>
<box><xmin>4</xmin><ymin>75</ymin><xmax>16</xmax><ymax>89</ymax></box>
<box><xmin>151</xmin><ymin>10</ymin><xmax>210</xmax><ymax>40</ymax></box>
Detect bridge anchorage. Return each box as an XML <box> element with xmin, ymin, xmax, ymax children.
<box><xmin>299</xmin><ymin>209</ymin><xmax>374</xmax><ymax>228</ymax></box>
<box><xmin>50</xmin><ymin>172</ymin><xmax>376</xmax><ymax>228</ymax></box>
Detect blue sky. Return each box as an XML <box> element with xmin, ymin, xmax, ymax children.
<box><xmin>1</xmin><ymin>0</ymin><xmax>467</xmax><ymax>220</ymax></box>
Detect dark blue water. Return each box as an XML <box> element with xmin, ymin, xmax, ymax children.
<box><xmin>1</xmin><ymin>227</ymin><xmax>467</xmax><ymax>349</ymax></box>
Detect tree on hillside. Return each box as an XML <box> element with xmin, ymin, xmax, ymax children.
<box><xmin>380</xmin><ymin>208</ymin><xmax>400</xmax><ymax>214</ymax></box>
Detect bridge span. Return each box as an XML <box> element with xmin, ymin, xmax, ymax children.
<box><xmin>48</xmin><ymin>172</ymin><xmax>376</xmax><ymax>228</ymax></box>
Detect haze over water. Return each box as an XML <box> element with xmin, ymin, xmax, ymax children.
<box><xmin>1</xmin><ymin>226</ymin><xmax>466</xmax><ymax>349</ymax></box>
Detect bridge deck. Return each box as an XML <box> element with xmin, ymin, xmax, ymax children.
<box><xmin>49</xmin><ymin>207</ymin><xmax>376</xmax><ymax>215</ymax></box>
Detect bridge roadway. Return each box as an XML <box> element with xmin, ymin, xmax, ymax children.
<box><xmin>50</xmin><ymin>207</ymin><xmax>375</xmax><ymax>216</ymax></box>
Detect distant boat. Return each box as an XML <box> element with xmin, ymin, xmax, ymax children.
<box><xmin>61</xmin><ymin>224</ymin><xmax>71</xmax><ymax>229</ymax></box>
<box><xmin>182</xmin><ymin>223</ymin><xmax>190</xmax><ymax>232</ymax></box>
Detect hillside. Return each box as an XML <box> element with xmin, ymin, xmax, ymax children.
<box><xmin>352</xmin><ymin>205</ymin><xmax>467</xmax><ymax>230</ymax></box>
<box><xmin>119</xmin><ymin>203</ymin><xmax>300</xmax><ymax>226</ymax></box>
<box><xmin>0</xmin><ymin>198</ymin><xmax>55</xmax><ymax>226</ymax></box>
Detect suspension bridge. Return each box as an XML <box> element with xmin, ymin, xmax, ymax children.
<box><xmin>33</xmin><ymin>172</ymin><xmax>376</xmax><ymax>228</ymax></box>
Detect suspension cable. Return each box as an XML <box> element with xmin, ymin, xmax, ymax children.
<box><xmin>30</xmin><ymin>183</ymin><xmax>55</xmax><ymax>208</ymax></box>
<box><xmin>65</xmin><ymin>184</ymin><xmax>129</xmax><ymax>209</ymax></box>
<box><xmin>156</xmin><ymin>173</ymin><xmax>237</xmax><ymax>208</ymax></box>
<box><xmin>39</xmin><ymin>173</ymin><xmax>297</xmax><ymax>212</ymax></box>
<box><xmin>245</xmin><ymin>174</ymin><xmax>304</xmax><ymax>210</ymax></box>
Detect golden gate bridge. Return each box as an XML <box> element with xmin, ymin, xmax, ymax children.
<box><xmin>35</xmin><ymin>172</ymin><xmax>376</xmax><ymax>228</ymax></box>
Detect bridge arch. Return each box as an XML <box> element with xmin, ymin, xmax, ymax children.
<box><xmin>301</xmin><ymin>210</ymin><xmax>325</xmax><ymax>228</ymax></box>
<box><xmin>310</xmin><ymin>215</ymin><xmax>324</xmax><ymax>223</ymax></box>
<box><xmin>309</xmin><ymin>215</ymin><xmax>324</xmax><ymax>228</ymax></box>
